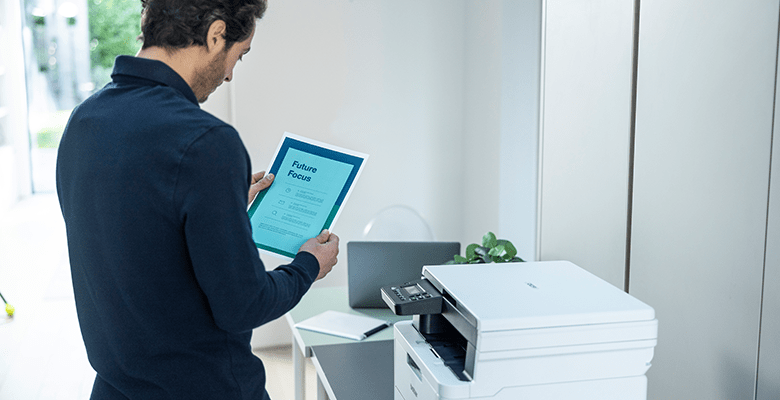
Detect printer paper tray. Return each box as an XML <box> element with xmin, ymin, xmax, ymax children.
<box><xmin>395</xmin><ymin>376</ymin><xmax>649</xmax><ymax>400</ymax></box>
<box><xmin>395</xmin><ymin>321</ymin><xmax>655</xmax><ymax>399</ymax></box>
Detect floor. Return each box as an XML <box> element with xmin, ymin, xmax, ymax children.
<box><xmin>0</xmin><ymin>194</ymin><xmax>317</xmax><ymax>399</ymax></box>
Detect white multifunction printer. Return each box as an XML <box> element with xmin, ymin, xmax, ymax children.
<box><xmin>381</xmin><ymin>261</ymin><xmax>658</xmax><ymax>400</ymax></box>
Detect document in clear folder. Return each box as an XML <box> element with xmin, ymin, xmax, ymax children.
<box><xmin>248</xmin><ymin>132</ymin><xmax>368</xmax><ymax>260</ymax></box>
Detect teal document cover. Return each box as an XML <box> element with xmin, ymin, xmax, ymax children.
<box><xmin>248</xmin><ymin>132</ymin><xmax>368</xmax><ymax>260</ymax></box>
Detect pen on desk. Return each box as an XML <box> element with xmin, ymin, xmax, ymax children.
<box><xmin>361</xmin><ymin>322</ymin><xmax>391</xmax><ymax>340</ymax></box>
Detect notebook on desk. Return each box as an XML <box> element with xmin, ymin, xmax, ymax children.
<box><xmin>347</xmin><ymin>241</ymin><xmax>460</xmax><ymax>308</ymax></box>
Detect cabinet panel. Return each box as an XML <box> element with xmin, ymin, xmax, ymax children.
<box><xmin>757</xmin><ymin>70</ymin><xmax>780</xmax><ymax>400</ymax></box>
<box><xmin>629</xmin><ymin>0</ymin><xmax>778</xmax><ymax>398</ymax></box>
<box><xmin>539</xmin><ymin>0</ymin><xmax>634</xmax><ymax>288</ymax></box>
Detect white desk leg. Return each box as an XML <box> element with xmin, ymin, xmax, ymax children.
<box><xmin>316</xmin><ymin>374</ymin><xmax>328</xmax><ymax>400</ymax></box>
<box><xmin>293</xmin><ymin>338</ymin><xmax>305</xmax><ymax>400</ymax></box>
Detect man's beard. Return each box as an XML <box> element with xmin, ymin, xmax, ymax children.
<box><xmin>193</xmin><ymin>50</ymin><xmax>228</xmax><ymax>103</ymax></box>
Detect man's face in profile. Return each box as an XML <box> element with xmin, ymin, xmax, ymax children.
<box><xmin>193</xmin><ymin>25</ymin><xmax>255</xmax><ymax>103</ymax></box>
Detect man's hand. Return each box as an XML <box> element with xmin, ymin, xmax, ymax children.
<box><xmin>299</xmin><ymin>230</ymin><xmax>339</xmax><ymax>281</ymax></box>
<box><xmin>248</xmin><ymin>171</ymin><xmax>274</xmax><ymax>206</ymax></box>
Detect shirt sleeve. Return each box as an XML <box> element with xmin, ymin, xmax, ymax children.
<box><xmin>174</xmin><ymin>125</ymin><xmax>320</xmax><ymax>333</ymax></box>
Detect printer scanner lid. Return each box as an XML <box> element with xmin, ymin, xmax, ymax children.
<box><xmin>423</xmin><ymin>261</ymin><xmax>655</xmax><ymax>332</ymax></box>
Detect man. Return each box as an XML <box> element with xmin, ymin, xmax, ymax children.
<box><xmin>56</xmin><ymin>1</ymin><xmax>339</xmax><ymax>398</ymax></box>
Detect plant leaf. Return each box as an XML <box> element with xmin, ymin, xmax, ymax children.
<box><xmin>474</xmin><ymin>246</ymin><xmax>489</xmax><ymax>257</ymax></box>
<box><xmin>453</xmin><ymin>254</ymin><xmax>468</xmax><ymax>264</ymax></box>
<box><xmin>482</xmin><ymin>232</ymin><xmax>497</xmax><ymax>248</ymax></box>
<box><xmin>497</xmin><ymin>240</ymin><xmax>518</xmax><ymax>259</ymax></box>
<box><xmin>488</xmin><ymin>244</ymin><xmax>506</xmax><ymax>257</ymax></box>
<box><xmin>465</xmin><ymin>243</ymin><xmax>479</xmax><ymax>260</ymax></box>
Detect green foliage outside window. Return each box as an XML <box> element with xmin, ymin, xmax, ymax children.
<box><xmin>88</xmin><ymin>0</ymin><xmax>142</xmax><ymax>89</ymax></box>
<box><xmin>35</xmin><ymin>0</ymin><xmax>143</xmax><ymax>148</ymax></box>
<box><xmin>35</xmin><ymin>110</ymin><xmax>72</xmax><ymax>148</ymax></box>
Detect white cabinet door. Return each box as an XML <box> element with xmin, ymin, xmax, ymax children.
<box><xmin>629</xmin><ymin>0</ymin><xmax>778</xmax><ymax>398</ymax></box>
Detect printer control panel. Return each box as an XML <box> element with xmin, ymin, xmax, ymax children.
<box><xmin>381</xmin><ymin>278</ymin><xmax>443</xmax><ymax>315</ymax></box>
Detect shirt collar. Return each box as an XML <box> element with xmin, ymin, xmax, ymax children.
<box><xmin>111</xmin><ymin>55</ymin><xmax>199</xmax><ymax>106</ymax></box>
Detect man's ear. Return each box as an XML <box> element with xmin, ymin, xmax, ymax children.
<box><xmin>206</xmin><ymin>20</ymin><xmax>227</xmax><ymax>53</ymax></box>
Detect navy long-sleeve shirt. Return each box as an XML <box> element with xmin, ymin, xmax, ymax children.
<box><xmin>56</xmin><ymin>55</ymin><xmax>320</xmax><ymax>399</ymax></box>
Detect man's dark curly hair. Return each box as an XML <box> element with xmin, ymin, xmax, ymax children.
<box><xmin>139</xmin><ymin>0</ymin><xmax>267</xmax><ymax>50</ymax></box>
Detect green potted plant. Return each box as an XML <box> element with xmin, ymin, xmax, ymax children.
<box><xmin>446</xmin><ymin>232</ymin><xmax>524</xmax><ymax>264</ymax></box>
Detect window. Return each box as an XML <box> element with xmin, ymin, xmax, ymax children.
<box><xmin>21</xmin><ymin>0</ymin><xmax>141</xmax><ymax>192</ymax></box>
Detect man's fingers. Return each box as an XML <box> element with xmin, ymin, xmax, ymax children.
<box><xmin>251</xmin><ymin>171</ymin><xmax>266</xmax><ymax>184</ymax></box>
<box><xmin>317</xmin><ymin>229</ymin><xmax>331</xmax><ymax>243</ymax></box>
<box><xmin>247</xmin><ymin>173</ymin><xmax>274</xmax><ymax>206</ymax></box>
<box><xmin>251</xmin><ymin>171</ymin><xmax>274</xmax><ymax>185</ymax></box>
<box><xmin>318</xmin><ymin>231</ymin><xmax>339</xmax><ymax>247</ymax></box>
<box><xmin>250</xmin><ymin>173</ymin><xmax>274</xmax><ymax>191</ymax></box>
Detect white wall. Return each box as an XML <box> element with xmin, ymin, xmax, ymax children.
<box><xmin>201</xmin><ymin>0</ymin><xmax>537</xmax><ymax>347</ymax></box>
<box><xmin>464</xmin><ymin>1</ymin><xmax>541</xmax><ymax>262</ymax></box>
<box><xmin>206</xmin><ymin>0</ymin><xmax>545</xmax><ymax>279</ymax></box>
<box><xmin>497</xmin><ymin>0</ymin><xmax>542</xmax><ymax>262</ymax></box>
<box><xmin>204</xmin><ymin>0</ymin><xmax>469</xmax><ymax>347</ymax></box>
<box><xmin>538</xmin><ymin>0</ymin><xmax>635</xmax><ymax>289</ymax></box>
<box><xmin>208</xmin><ymin>0</ymin><xmax>533</xmax><ymax>290</ymax></box>
<box><xmin>234</xmin><ymin>1</ymin><xmax>468</xmax><ymax>292</ymax></box>
<box><xmin>463</xmin><ymin>1</ymin><xmax>501</xmax><ymax>250</ymax></box>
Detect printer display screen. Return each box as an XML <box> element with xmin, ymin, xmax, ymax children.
<box><xmin>403</xmin><ymin>285</ymin><xmax>422</xmax><ymax>295</ymax></box>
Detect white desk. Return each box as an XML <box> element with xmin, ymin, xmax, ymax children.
<box><xmin>284</xmin><ymin>286</ymin><xmax>409</xmax><ymax>400</ymax></box>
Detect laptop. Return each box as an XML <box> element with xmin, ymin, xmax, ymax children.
<box><xmin>347</xmin><ymin>241</ymin><xmax>461</xmax><ymax>308</ymax></box>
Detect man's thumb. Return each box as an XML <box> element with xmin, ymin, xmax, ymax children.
<box><xmin>317</xmin><ymin>229</ymin><xmax>330</xmax><ymax>243</ymax></box>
